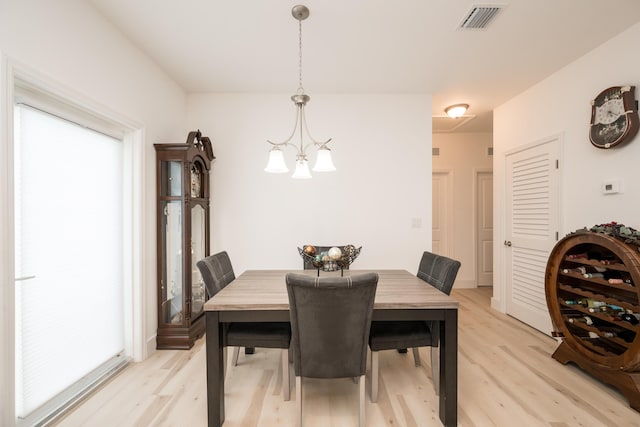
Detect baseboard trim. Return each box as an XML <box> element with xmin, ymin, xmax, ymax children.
<box><xmin>491</xmin><ymin>297</ymin><xmax>504</xmax><ymax>312</ymax></box>
<box><xmin>146</xmin><ymin>335</ymin><xmax>156</xmax><ymax>359</ymax></box>
<box><xmin>453</xmin><ymin>278</ymin><xmax>475</xmax><ymax>289</ymax></box>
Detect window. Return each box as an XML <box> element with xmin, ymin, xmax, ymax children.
<box><xmin>13</xmin><ymin>82</ymin><xmax>134</xmax><ymax>425</ymax></box>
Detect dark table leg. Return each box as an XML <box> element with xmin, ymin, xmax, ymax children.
<box><xmin>206</xmin><ymin>311</ymin><xmax>224</xmax><ymax>426</ymax></box>
<box><xmin>439</xmin><ymin>309</ymin><xmax>458</xmax><ymax>426</ymax></box>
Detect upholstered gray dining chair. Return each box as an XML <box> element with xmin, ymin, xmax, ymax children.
<box><xmin>197</xmin><ymin>251</ymin><xmax>292</xmax><ymax>400</ymax></box>
<box><xmin>286</xmin><ymin>272</ymin><xmax>378</xmax><ymax>427</ymax></box>
<box><xmin>368</xmin><ymin>251</ymin><xmax>460</xmax><ymax>402</ymax></box>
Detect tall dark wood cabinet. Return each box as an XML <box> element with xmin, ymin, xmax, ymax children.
<box><xmin>545</xmin><ymin>230</ymin><xmax>640</xmax><ymax>411</ymax></box>
<box><xmin>154</xmin><ymin>130</ymin><xmax>215</xmax><ymax>349</ymax></box>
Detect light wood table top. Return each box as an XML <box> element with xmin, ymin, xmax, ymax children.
<box><xmin>204</xmin><ymin>269</ymin><xmax>459</xmax><ymax>311</ymax></box>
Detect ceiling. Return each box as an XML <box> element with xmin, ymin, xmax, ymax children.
<box><xmin>87</xmin><ymin>0</ymin><xmax>640</xmax><ymax>134</ymax></box>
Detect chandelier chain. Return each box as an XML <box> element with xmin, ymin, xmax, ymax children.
<box><xmin>298</xmin><ymin>19</ymin><xmax>304</xmax><ymax>94</ymax></box>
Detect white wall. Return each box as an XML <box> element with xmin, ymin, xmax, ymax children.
<box><xmin>493</xmin><ymin>22</ymin><xmax>640</xmax><ymax>311</ymax></box>
<box><xmin>0</xmin><ymin>2</ymin><xmax>187</xmax><ymax>420</ymax></box>
<box><xmin>187</xmin><ymin>93</ymin><xmax>432</xmax><ymax>275</ymax></box>
<box><xmin>433</xmin><ymin>132</ymin><xmax>493</xmax><ymax>288</ymax></box>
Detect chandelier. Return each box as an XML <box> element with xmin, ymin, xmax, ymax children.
<box><xmin>264</xmin><ymin>5</ymin><xmax>335</xmax><ymax>179</ymax></box>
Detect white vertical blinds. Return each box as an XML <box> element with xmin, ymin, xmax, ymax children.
<box><xmin>14</xmin><ymin>104</ymin><xmax>125</xmax><ymax>422</ymax></box>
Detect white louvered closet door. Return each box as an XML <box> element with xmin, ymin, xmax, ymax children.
<box><xmin>505</xmin><ymin>136</ymin><xmax>561</xmax><ymax>335</ymax></box>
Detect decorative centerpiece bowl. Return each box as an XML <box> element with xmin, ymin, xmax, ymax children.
<box><xmin>298</xmin><ymin>244</ymin><xmax>362</xmax><ymax>275</ymax></box>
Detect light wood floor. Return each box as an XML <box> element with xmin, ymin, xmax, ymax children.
<box><xmin>54</xmin><ymin>288</ymin><xmax>640</xmax><ymax>426</ymax></box>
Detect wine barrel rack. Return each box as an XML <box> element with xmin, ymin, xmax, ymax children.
<box><xmin>545</xmin><ymin>230</ymin><xmax>640</xmax><ymax>411</ymax></box>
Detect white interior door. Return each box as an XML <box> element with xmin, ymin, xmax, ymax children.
<box><xmin>432</xmin><ymin>171</ymin><xmax>452</xmax><ymax>256</ymax></box>
<box><xmin>505</xmin><ymin>136</ymin><xmax>561</xmax><ymax>335</ymax></box>
<box><xmin>476</xmin><ymin>171</ymin><xmax>493</xmax><ymax>286</ymax></box>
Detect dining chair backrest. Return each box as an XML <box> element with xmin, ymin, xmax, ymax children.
<box><xmin>196</xmin><ymin>252</ymin><xmax>292</xmax><ymax>400</ymax></box>
<box><xmin>417</xmin><ymin>251</ymin><xmax>461</xmax><ymax>295</ymax></box>
<box><xmin>285</xmin><ymin>272</ymin><xmax>378</xmax><ymax>378</ymax></box>
<box><xmin>196</xmin><ymin>251</ymin><xmax>236</xmax><ymax>298</ymax></box>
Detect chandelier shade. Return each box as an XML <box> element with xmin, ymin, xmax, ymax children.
<box><xmin>264</xmin><ymin>5</ymin><xmax>335</xmax><ymax>179</ymax></box>
<box><xmin>312</xmin><ymin>147</ymin><xmax>336</xmax><ymax>172</ymax></box>
<box><xmin>292</xmin><ymin>157</ymin><xmax>312</xmax><ymax>179</ymax></box>
<box><xmin>264</xmin><ymin>147</ymin><xmax>289</xmax><ymax>173</ymax></box>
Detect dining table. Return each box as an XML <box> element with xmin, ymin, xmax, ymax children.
<box><xmin>204</xmin><ymin>269</ymin><xmax>459</xmax><ymax>426</ymax></box>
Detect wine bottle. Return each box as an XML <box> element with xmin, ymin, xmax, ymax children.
<box><xmin>618</xmin><ymin>330</ymin><xmax>636</xmax><ymax>343</ymax></box>
<box><xmin>599</xmin><ymin>304</ymin><xmax>624</xmax><ymax>315</ymax></box>
<box><xmin>568</xmin><ymin>316</ymin><xmax>593</xmax><ymax>326</ymax></box>
<box><xmin>583</xmin><ymin>272</ymin><xmax>604</xmax><ymax>279</ymax></box>
<box><xmin>609</xmin><ymin>277</ymin><xmax>633</xmax><ymax>285</ymax></box>
<box><xmin>586</xmin><ymin>299</ymin><xmax>605</xmax><ymax>309</ymax></box>
<box><xmin>562</xmin><ymin>266</ymin><xmax>587</xmax><ymax>274</ymax></box>
<box><xmin>563</xmin><ymin>298</ymin><xmax>589</xmax><ymax>306</ymax></box>
<box><xmin>588</xmin><ymin>304</ymin><xmax>623</xmax><ymax>315</ymax></box>
<box><xmin>589</xmin><ymin>305</ymin><xmax>608</xmax><ymax>313</ymax></box>
<box><xmin>621</xmin><ymin>313</ymin><xmax>640</xmax><ymax>325</ymax></box>
<box><xmin>578</xmin><ymin>298</ymin><xmax>590</xmax><ymax>307</ymax></box>
<box><xmin>599</xmin><ymin>253</ymin><xmax>620</xmax><ymax>265</ymax></box>
<box><xmin>603</xmin><ymin>270</ymin><xmax>620</xmax><ymax>279</ymax></box>
<box><xmin>602</xmin><ymin>270</ymin><xmax>632</xmax><ymax>284</ymax></box>
<box><xmin>567</xmin><ymin>252</ymin><xmax>588</xmax><ymax>259</ymax></box>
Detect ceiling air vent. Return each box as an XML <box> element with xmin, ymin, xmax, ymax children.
<box><xmin>459</xmin><ymin>5</ymin><xmax>503</xmax><ymax>29</ymax></box>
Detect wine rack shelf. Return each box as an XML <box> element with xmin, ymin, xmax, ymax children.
<box><xmin>545</xmin><ymin>230</ymin><xmax>640</xmax><ymax>411</ymax></box>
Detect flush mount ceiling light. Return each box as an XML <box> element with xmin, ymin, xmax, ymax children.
<box><xmin>264</xmin><ymin>4</ymin><xmax>335</xmax><ymax>179</ymax></box>
<box><xmin>445</xmin><ymin>104</ymin><xmax>470</xmax><ymax>119</ymax></box>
